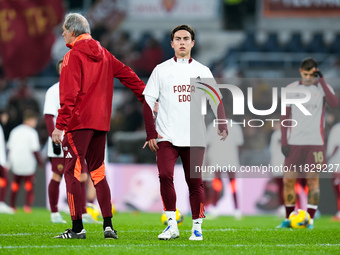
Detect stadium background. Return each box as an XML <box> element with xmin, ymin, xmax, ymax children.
<box><xmin>0</xmin><ymin>0</ymin><xmax>340</xmax><ymax>216</ymax></box>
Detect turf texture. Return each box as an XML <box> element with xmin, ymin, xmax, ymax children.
<box><xmin>1</xmin><ymin>208</ymin><xmax>340</xmax><ymax>255</ymax></box>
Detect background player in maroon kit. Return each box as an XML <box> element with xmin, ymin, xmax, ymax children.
<box><xmin>52</xmin><ymin>13</ymin><xmax>146</xmax><ymax>239</ymax></box>
<box><xmin>279</xmin><ymin>58</ymin><xmax>339</xmax><ymax>229</ymax></box>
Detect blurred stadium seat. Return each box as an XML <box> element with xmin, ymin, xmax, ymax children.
<box><xmin>239</xmin><ymin>31</ymin><xmax>260</xmax><ymax>52</ymax></box>
<box><xmin>328</xmin><ymin>33</ymin><xmax>340</xmax><ymax>54</ymax></box>
<box><xmin>261</xmin><ymin>33</ymin><xmax>284</xmax><ymax>53</ymax></box>
<box><xmin>161</xmin><ymin>32</ymin><xmax>174</xmax><ymax>60</ymax></box>
<box><xmin>305</xmin><ymin>32</ymin><xmax>328</xmax><ymax>53</ymax></box>
<box><xmin>283</xmin><ymin>32</ymin><xmax>305</xmax><ymax>53</ymax></box>
<box><xmin>135</xmin><ymin>32</ymin><xmax>152</xmax><ymax>52</ymax></box>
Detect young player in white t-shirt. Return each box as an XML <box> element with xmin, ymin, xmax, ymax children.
<box><xmin>143</xmin><ymin>25</ymin><xmax>228</xmax><ymax>241</ymax></box>
<box><xmin>43</xmin><ymin>60</ymin><xmax>67</xmax><ymax>223</ymax></box>
<box><xmin>7</xmin><ymin>110</ymin><xmax>43</xmax><ymax>213</ymax></box>
<box><xmin>279</xmin><ymin>57</ymin><xmax>339</xmax><ymax>229</ymax></box>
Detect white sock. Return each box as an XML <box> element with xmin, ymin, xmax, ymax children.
<box><xmin>165</xmin><ymin>211</ymin><xmax>177</xmax><ymax>227</ymax></box>
<box><xmin>192</xmin><ymin>218</ymin><xmax>203</xmax><ymax>232</ymax></box>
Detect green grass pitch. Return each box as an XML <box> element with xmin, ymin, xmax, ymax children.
<box><xmin>1</xmin><ymin>208</ymin><xmax>340</xmax><ymax>255</ymax></box>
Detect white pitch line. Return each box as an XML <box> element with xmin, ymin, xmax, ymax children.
<box><xmin>0</xmin><ymin>228</ymin><xmax>274</xmax><ymax>237</ymax></box>
<box><xmin>0</xmin><ymin>233</ymin><xmax>31</xmax><ymax>237</ymax></box>
<box><xmin>0</xmin><ymin>227</ymin><xmax>318</xmax><ymax>237</ymax></box>
<box><xmin>1</xmin><ymin>243</ymin><xmax>340</xmax><ymax>250</ymax></box>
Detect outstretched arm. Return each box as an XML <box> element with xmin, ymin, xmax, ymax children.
<box><xmin>114</xmin><ymin>57</ymin><xmax>146</xmax><ymax>103</ymax></box>
<box><xmin>142</xmin><ymin>95</ymin><xmax>163</xmax><ymax>151</ymax></box>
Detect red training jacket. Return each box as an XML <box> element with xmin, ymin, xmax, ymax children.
<box><xmin>56</xmin><ymin>34</ymin><xmax>145</xmax><ymax>133</ymax></box>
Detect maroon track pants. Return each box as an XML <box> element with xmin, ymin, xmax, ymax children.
<box><xmin>156</xmin><ymin>141</ymin><xmax>205</xmax><ymax>219</ymax></box>
<box><xmin>62</xmin><ymin>129</ymin><xmax>112</xmax><ymax>220</ymax></box>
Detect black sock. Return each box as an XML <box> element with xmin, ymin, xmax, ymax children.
<box><xmin>72</xmin><ymin>219</ymin><xmax>83</xmax><ymax>233</ymax></box>
<box><xmin>103</xmin><ymin>217</ymin><xmax>113</xmax><ymax>230</ymax></box>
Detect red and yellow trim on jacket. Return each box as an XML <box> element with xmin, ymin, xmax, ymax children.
<box><xmin>67</xmin><ymin>133</ymin><xmax>82</xmax><ymax>182</ymax></box>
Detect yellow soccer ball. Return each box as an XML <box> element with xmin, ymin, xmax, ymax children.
<box><xmin>289</xmin><ymin>209</ymin><xmax>311</xmax><ymax>229</ymax></box>
<box><xmin>86</xmin><ymin>203</ymin><xmax>101</xmax><ymax>221</ymax></box>
<box><xmin>161</xmin><ymin>208</ymin><xmax>183</xmax><ymax>226</ymax></box>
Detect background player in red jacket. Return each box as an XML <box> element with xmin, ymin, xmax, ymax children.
<box><xmin>44</xmin><ymin>60</ymin><xmax>97</xmax><ymax>224</ymax></box>
<box><xmin>52</xmin><ymin>13</ymin><xmax>146</xmax><ymax>239</ymax></box>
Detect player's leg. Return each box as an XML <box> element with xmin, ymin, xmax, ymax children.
<box><xmin>79</xmin><ymin>171</ymin><xmax>89</xmax><ymax>221</ymax></box>
<box><xmin>331</xmin><ymin>173</ymin><xmax>340</xmax><ymax>221</ymax></box>
<box><xmin>86</xmin><ymin>130</ymin><xmax>116</xmax><ymax>239</ymax></box>
<box><xmin>79</xmin><ymin>166</ymin><xmax>99</xmax><ymax>224</ymax></box>
<box><xmin>305</xmin><ymin>145</ymin><xmax>324</xmax><ymax>229</ymax></box>
<box><xmin>256</xmin><ymin>177</ymin><xmax>281</xmax><ymax>211</ymax></box>
<box><xmin>82</xmin><ymin>174</ymin><xmax>100</xmax><ymax>223</ymax></box>
<box><xmin>203</xmin><ymin>178</ymin><xmax>220</xmax><ymax>219</ymax></box>
<box><xmin>203</xmin><ymin>180</ymin><xmax>212</xmax><ymax>206</ymax></box>
<box><xmin>277</xmin><ymin>171</ymin><xmax>298</xmax><ymax>228</ymax></box>
<box><xmin>0</xmin><ymin>165</ymin><xmax>8</xmax><ymax>202</ymax></box>
<box><xmin>276</xmin><ymin>170</ymin><xmax>298</xmax><ymax>228</ymax></box>
<box><xmin>181</xmin><ymin>146</ymin><xmax>205</xmax><ymax>240</ymax></box>
<box><xmin>305</xmin><ymin>173</ymin><xmax>319</xmax><ymax>228</ymax></box>
<box><xmin>87</xmin><ymin>177</ymin><xmax>97</xmax><ymax>203</ymax></box>
<box><xmin>0</xmin><ymin>165</ymin><xmax>13</xmax><ymax>214</ymax></box>
<box><xmin>156</xmin><ymin>141</ymin><xmax>180</xmax><ymax>240</ymax></box>
<box><xmin>282</xmin><ymin>171</ymin><xmax>298</xmax><ymax>217</ymax></box>
<box><xmin>23</xmin><ymin>174</ymin><xmax>34</xmax><ymax>213</ymax></box>
<box><xmin>294</xmin><ymin>178</ymin><xmax>308</xmax><ymax>210</ymax></box>
<box><xmin>277</xmin><ymin>145</ymin><xmax>302</xmax><ymax>228</ymax></box>
<box><xmin>10</xmin><ymin>174</ymin><xmax>22</xmax><ymax>211</ymax></box>
<box><xmin>54</xmin><ymin>130</ymin><xmax>92</xmax><ymax>239</ymax></box>
<box><xmin>275</xmin><ymin>176</ymin><xmax>285</xmax><ymax>217</ymax></box>
<box><xmin>49</xmin><ymin>157</ymin><xmax>67</xmax><ymax>223</ymax></box>
<box><xmin>228</xmin><ymin>171</ymin><xmax>241</xmax><ymax>219</ymax></box>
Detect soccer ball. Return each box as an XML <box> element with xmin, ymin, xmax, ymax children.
<box><xmin>289</xmin><ymin>209</ymin><xmax>311</xmax><ymax>229</ymax></box>
<box><xmin>86</xmin><ymin>203</ymin><xmax>101</xmax><ymax>221</ymax></box>
<box><xmin>161</xmin><ymin>208</ymin><xmax>183</xmax><ymax>226</ymax></box>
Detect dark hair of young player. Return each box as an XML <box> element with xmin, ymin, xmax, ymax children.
<box><xmin>170</xmin><ymin>25</ymin><xmax>195</xmax><ymax>41</ymax></box>
<box><xmin>300</xmin><ymin>57</ymin><xmax>318</xmax><ymax>71</ymax></box>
